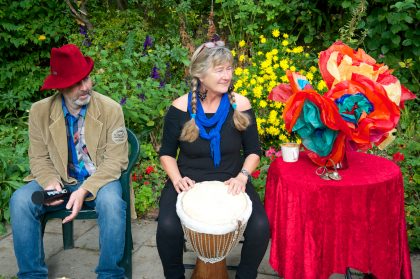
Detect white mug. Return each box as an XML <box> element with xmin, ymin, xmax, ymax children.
<box><xmin>281</xmin><ymin>143</ymin><xmax>300</xmax><ymax>162</ymax></box>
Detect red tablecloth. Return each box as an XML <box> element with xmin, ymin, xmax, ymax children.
<box><xmin>264</xmin><ymin>151</ymin><xmax>412</xmax><ymax>279</ymax></box>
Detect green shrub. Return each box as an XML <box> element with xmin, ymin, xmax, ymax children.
<box><xmin>0</xmin><ymin>118</ymin><xmax>29</xmax><ymax>231</ymax></box>
<box><xmin>0</xmin><ymin>0</ymin><xmax>74</xmax><ymax>116</ymax></box>
<box><xmin>68</xmin><ymin>9</ymin><xmax>190</xmax><ymax>148</ymax></box>
<box><xmin>372</xmin><ymin>102</ymin><xmax>420</xmax><ymax>250</ymax></box>
<box><xmin>132</xmin><ymin>143</ymin><xmax>166</xmax><ymax>217</ymax></box>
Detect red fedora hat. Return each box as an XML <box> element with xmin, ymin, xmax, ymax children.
<box><xmin>41</xmin><ymin>44</ymin><xmax>94</xmax><ymax>91</ymax></box>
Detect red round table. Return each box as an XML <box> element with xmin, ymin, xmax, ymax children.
<box><xmin>264</xmin><ymin>151</ymin><xmax>412</xmax><ymax>279</ymax></box>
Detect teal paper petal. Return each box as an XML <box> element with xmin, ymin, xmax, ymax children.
<box><xmin>292</xmin><ymin>100</ymin><xmax>338</xmax><ymax>156</ymax></box>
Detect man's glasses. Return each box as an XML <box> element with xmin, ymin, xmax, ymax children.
<box><xmin>198</xmin><ymin>40</ymin><xmax>225</xmax><ymax>55</ymax></box>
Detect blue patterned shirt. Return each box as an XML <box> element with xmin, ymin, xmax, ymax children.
<box><xmin>62</xmin><ymin>98</ymin><xmax>96</xmax><ymax>181</ymax></box>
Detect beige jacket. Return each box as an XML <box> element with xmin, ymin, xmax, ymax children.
<box><xmin>24</xmin><ymin>91</ymin><xmax>128</xmax><ymax>200</ymax></box>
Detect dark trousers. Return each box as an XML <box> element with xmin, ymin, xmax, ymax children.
<box><xmin>156</xmin><ymin>182</ymin><xmax>270</xmax><ymax>279</ymax></box>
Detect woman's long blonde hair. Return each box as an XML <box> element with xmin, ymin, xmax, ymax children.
<box><xmin>180</xmin><ymin>43</ymin><xmax>250</xmax><ymax>142</ymax></box>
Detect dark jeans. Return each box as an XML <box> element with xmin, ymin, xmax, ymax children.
<box><xmin>156</xmin><ymin>182</ymin><xmax>270</xmax><ymax>279</ymax></box>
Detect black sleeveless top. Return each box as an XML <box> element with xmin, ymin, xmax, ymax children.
<box><xmin>159</xmin><ymin>105</ymin><xmax>261</xmax><ymax>182</ymax></box>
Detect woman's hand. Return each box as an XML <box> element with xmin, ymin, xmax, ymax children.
<box><xmin>174</xmin><ymin>177</ymin><xmax>195</xmax><ymax>193</ymax></box>
<box><xmin>225</xmin><ymin>175</ymin><xmax>247</xmax><ymax>195</ymax></box>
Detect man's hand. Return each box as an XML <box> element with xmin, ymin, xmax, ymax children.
<box><xmin>62</xmin><ymin>188</ymin><xmax>89</xmax><ymax>224</ymax></box>
<box><xmin>44</xmin><ymin>179</ymin><xmax>65</xmax><ymax>207</ymax></box>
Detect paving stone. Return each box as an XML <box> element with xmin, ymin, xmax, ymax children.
<box><xmin>1</xmin><ymin>219</ymin><xmax>419</xmax><ymax>279</ymax></box>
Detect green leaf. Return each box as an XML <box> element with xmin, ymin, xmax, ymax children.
<box><xmin>391</xmin><ymin>35</ymin><xmax>401</xmax><ymax>45</ymax></box>
<box><xmin>381</xmin><ymin>45</ymin><xmax>389</xmax><ymax>54</ymax></box>
<box><xmin>304</xmin><ymin>35</ymin><xmax>313</xmax><ymax>44</ymax></box>
<box><xmin>402</xmin><ymin>39</ymin><xmax>412</xmax><ymax>46</ymax></box>
<box><xmin>341</xmin><ymin>1</ymin><xmax>351</xmax><ymax>8</ymax></box>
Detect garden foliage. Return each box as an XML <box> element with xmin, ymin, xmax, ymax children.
<box><xmin>0</xmin><ymin>0</ymin><xmax>418</xmax><ymax>250</ymax></box>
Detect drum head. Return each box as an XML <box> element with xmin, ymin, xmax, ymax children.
<box><xmin>176</xmin><ymin>181</ymin><xmax>252</xmax><ymax>235</ymax></box>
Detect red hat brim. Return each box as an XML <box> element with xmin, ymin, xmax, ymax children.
<box><xmin>40</xmin><ymin>56</ymin><xmax>94</xmax><ymax>91</ymax></box>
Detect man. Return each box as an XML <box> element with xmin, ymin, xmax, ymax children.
<box><xmin>10</xmin><ymin>44</ymin><xmax>128</xmax><ymax>278</ymax></box>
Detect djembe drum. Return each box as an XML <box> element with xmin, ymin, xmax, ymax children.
<box><xmin>176</xmin><ymin>181</ymin><xmax>252</xmax><ymax>279</ymax></box>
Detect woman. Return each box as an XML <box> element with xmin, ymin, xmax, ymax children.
<box><xmin>157</xmin><ymin>40</ymin><xmax>270</xmax><ymax>279</ymax></box>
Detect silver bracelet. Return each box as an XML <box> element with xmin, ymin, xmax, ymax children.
<box><xmin>240</xmin><ymin>169</ymin><xmax>251</xmax><ymax>180</ymax></box>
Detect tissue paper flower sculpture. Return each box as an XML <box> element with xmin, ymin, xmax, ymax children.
<box><xmin>269</xmin><ymin>41</ymin><xmax>416</xmax><ymax>167</ymax></box>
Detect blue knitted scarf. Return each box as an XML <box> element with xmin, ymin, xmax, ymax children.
<box><xmin>188</xmin><ymin>92</ymin><xmax>230</xmax><ymax>167</ymax></box>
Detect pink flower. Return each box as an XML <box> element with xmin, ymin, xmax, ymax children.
<box><xmin>392</xmin><ymin>152</ymin><xmax>404</xmax><ymax>163</ymax></box>
<box><xmin>265</xmin><ymin>147</ymin><xmax>276</xmax><ymax>157</ymax></box>
<box><xmin>144</xmin><ymin>181</ymin><xmax>150</xmax><ymax>185</ymax></box>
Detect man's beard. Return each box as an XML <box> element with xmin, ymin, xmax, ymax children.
<box><xmin>74</xmin><ymin>89</ymin><xmax>92</xmax><ymax>106</ymax></box>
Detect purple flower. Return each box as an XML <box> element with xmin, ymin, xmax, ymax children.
<box><xmin>211</xmin><ymin>34</ymin><xmax>221</xmax><ymax>42</ymax></box>
<box><xmin>138</xmin><ymin>94</ymin><xmax>146</xmax><ymax>101</ymax></box>
<box><xmin>120</xmin><ymin>97</ymin><xmax>127</xmax><ymax>105</ymax></box>
<box><xmin>79</xmin><ymin>25</ymin><xmax>87</xmax><ymax>35</ymax></box>
<box><xmin>82</xmin><ymin>37</ymin><xmax>91</xmax><ymax>47</ymax></box>
<box><xmin>143</xmin><ymin>35</ymin><xmax>153</xmax><ymax>50</ymax></box>
<box><xmin>151</xmin><ymin>66</ymin><xmax>160</xmax><ymax>80</ymax></box>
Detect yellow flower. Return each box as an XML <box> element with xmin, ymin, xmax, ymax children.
<box><xmin>234</xmin><ymin>67</ymin><xmax>243</xmax><ymax>76</ymax></box>
<box><xmin>267</xmin><ymin>126</ymin><xmax>280</xmax><ymax>136</ymax></box>
<box><xmin>257</xmin><ymin>51</ymin><xmax>263</xmax><ymax>56</ymax></box>
<box><xmin>317</xmin><ymin>80</ymin><xmax>327</xmax><ymax>91</ymax></box>
<box><xmin>239</xmin><ymin>40</ymin><xmax>246</xmax><ymax>47</ymax></box>
<box><xmin>235</xmin><ymin>80</ymin><xmax>243</xmax><ymax>88</ymax></box>
<box><xmin>292</xmin><ymin>46</ymin><xmax>304</xmax><ymax>53</ymax></box>
<box><xmin>259</xmin><ymin>100</ymin><xmax>267</xmax><ymax>108</ymax></box>
<box><xmin>306</xmin><ymin>72</ymin><xmax>314</xmax><ymax>81</ymax></box>
<box><xmin>279</xmin><ymin>59</ymin><xmax>289</xmax><ymax>70</ymax></box>
<box><xmin>290</xmin><ymin>66</ymin><xmax>296</xmax><ymax>72</ymax></box>
<box><xmin>283</xmin><ymin>33</ymin><xmax>289</xmax><ymax>39</ymax></box>
<box><xmin>272</xmin><ymin>29</ymin><xmax>280</xmax><ymax>38</ymax></box>
<box><xmin>280</xmin><ymin>75</ymin><xmax>289</xmax><ymax>82</ymax></box>
<box><xmin>268</xmin><ymin>80</ymin><xmax>277</xmax><ymax>90</ymax></box>
<box><xmin>38</xmin><ymin>34</ymin><xmax>46</xmax><ymax>41</ymax></box>
<box><xmin>274</xmin><ymin>102</ymin><xmax>282</xmax><ymax>109</ymax></box>
<box><xmin>279</xmin><ymin>134</ymin><xmax>288</xmax><ymax>141</ymax></box>
<box><xmin>268</xmin><ymin>110</ymin><xmax>278</xmax><ymax>124</ymax></box>
<box><xmin>265</xmin><ymin>67</ymin><xmax>274</xmax><ymax>75</ymax></box>
<box><xmin>231</xmin><ymin>50</ymin><xmax>236</xmax><ymax>57</ymax></box>
<box><xmin>250</xmin><ymin>79</ymin><xmax>257</xmax><ymax>85</ymax></box>
<box><xmin>296</xmin><ymin>138</ymin><xmax>302</xmax><ymax>144</ymax></box>
<box><xmin>261</xmin><ymin>60</ymin><xmax>270</xmax><ymax>69</ymax></box>
<box><xmin>239</xmin><ymin>54</ymin><xmax>245</xmax><ymax>62</ymax></box>
<box><xmin>260</xmin><ymin>37</ymin><xmax>267</xmax><ymax>44</ymax></box>
<box><xmin>310</xmin><ymin>66</ymin><xmax>317</xmax><ymax>73</ymax></box>
<box><xmin>281</xmin><ymin>40</ymin><xmax>289</xmax><ymax>46</ymax></box>
<box><xmin>240</xmin><ymin>89</ymin><xmax>248</xmax><ymax>96</ymax></box>
<box><xmin>252</xmin><ymin>86</ymin><xmax>263</xmax><ymax>98</ymax></box>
